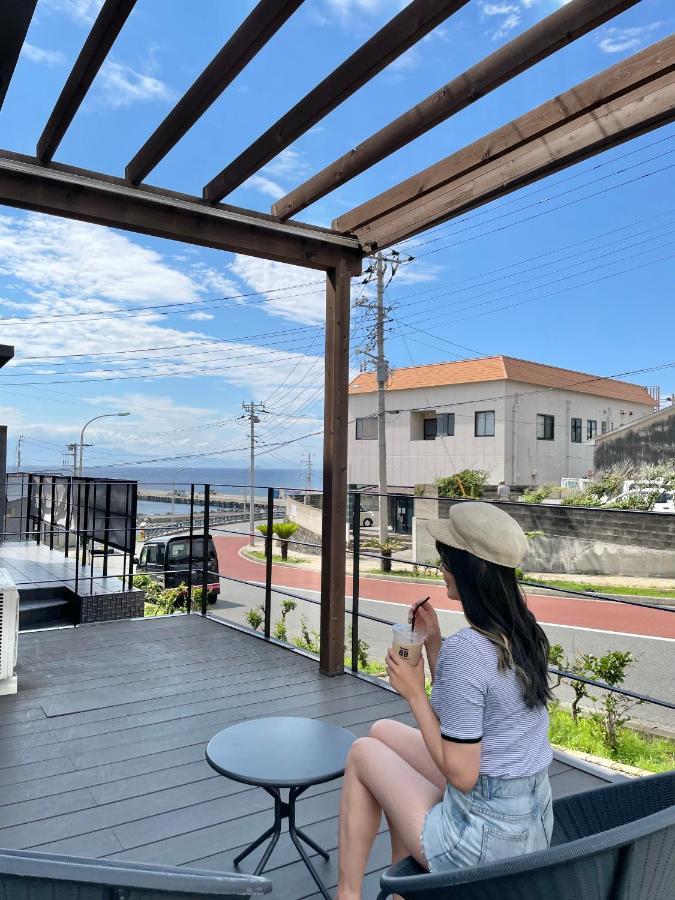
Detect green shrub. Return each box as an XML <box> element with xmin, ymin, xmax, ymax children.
<box><xmin>292</xmin><ymin>616</ymin><xmax>320</xmax><ymax>653</ymax></box>
<box><xmin>604</xmin><ymin>491</ymin><xmax>660</xmax><ymax>511</ymax></box>
<box><xmin>436</xmin><ymin>469</ymin><xmax>488</xmax><ymax>499</ymax></box>
<box><xmin>362</xmin><ymin>537</ymin><xmax>405</xmax><ymax>573</ymax></box>
<box><xmin>245</xmin><ymin>607</ymin><xmax>264</xmax><ymax>631</ymax></box>
<box><xmin>562</xmin><ymin>491</ymin><xmax>603</xmax><ymax>507</ymax></box>
<box><xmin>273</xmin><ymin>521</ymin><xmax>299</xmax><ymax>561</ymax></box>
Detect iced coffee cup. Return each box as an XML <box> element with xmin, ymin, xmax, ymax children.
<box><xmin>391</xmin><ymin>623</ymin><xmax>426</xmax><ymax>665</ymax></box>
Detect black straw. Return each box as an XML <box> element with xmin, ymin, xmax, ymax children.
<box><xmin>411</xmin><ymin>596</ymin><xmax>430</xmax><ymax>632</ymax></box>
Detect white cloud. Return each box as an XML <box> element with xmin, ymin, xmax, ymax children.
<box><xmin>243</xmin><ymin>149</ymin><xmax>312</xmax><ymax>200</ymax></box>
<box><xmin>97</xmin><ymin>60</ymin><xmax>175</xmax><ymax>108</ymax></box>
<box><xmin>20</xmin><ymin>43</ymin><xmax>66</xmax><ymax>67</ymax></box>
<box><xmin>0</xmin><ymin>213</ymin><xmax>326</xmax><ymax>431</ymax></box>
<box><xmin>230</xmin><ymin>256</ymin><xmax>327</xmax><ymax>324</ymax></box>
<box><xmin>386</xmin><ymin>47</ymin><xmax>421</xmax><ymax>79</ymax></box>
<box><xmin>315</xmin><ymin>0</ymin><xmax>401</xmax><ymax>27</ymax></box>
<box><xmin>479</xmin><ymin>1</ymin><xmax>521</xmax><ymax>40</ymax></box>
<box><xmin>482</xmin><ymin>3</ymin><xmax>518</xmax><ymax>15</ymax></box>
<box><xmin>263</xmin><ymin>148</ymin><xmax>312</xmax><ymax>180</ymax></box>
<box><xmin>42</xmin><ymin>0</ymin><xmax>104</xmax><ymax>24</ymax></box>
<box><xmin>0</xmin><ymin>214</ymin><xmax>198</xmax><ymax>304</ymax></box>
<box><xmin>598</xmin><ymin>23</ymin><xmax>662</xmax><ymax>54</ymax></box>
<box><xmin>242</xmin><ymin>173</ymin><xmax>285</xmax><ymax>199</ymax></box>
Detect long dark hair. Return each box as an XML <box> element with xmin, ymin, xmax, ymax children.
<box><xmin>436</xmin><ymin>541</ymin><xmax>552</xmax><ymax>708</ymax></box>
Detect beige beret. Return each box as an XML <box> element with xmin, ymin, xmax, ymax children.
<box><xmin>426</xmin><ymin>501</ymin><xmax>527</xmax><ymax>568</ymax></box>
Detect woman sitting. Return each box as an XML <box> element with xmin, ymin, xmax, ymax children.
<box><xmin>336</xmin><ymin>501</ymin><xmax>554</xmax><ymax>900</ymax></box>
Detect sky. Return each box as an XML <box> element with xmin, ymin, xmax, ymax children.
<box><xmin>0</xmin><ymin>0</ymin><xmax>673</xmax><ymax>473</ymax></box>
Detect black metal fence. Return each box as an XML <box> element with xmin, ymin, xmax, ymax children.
<box><xmin>2</xmin><ymin>474</ymin><xmax>673</xmax><ymax>714</ymax></box>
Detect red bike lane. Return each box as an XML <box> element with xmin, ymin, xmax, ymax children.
<box><xmin>214</xmin><ymin>536</ymin><xmax>675</xmax><ymax>640</ymax></box>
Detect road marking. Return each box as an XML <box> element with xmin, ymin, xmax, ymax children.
<box><xmin>234</xmin><ymin>578</ymin><xmax>675</xmax><ymax>642</ymax></box>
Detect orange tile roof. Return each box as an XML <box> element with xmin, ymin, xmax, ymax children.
<box><xmin>348</xmin><ymin>356</ymin><xmax>654</xmax><ymax>405</ymax></box>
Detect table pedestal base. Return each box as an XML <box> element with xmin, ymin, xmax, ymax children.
<box><xmin>234</xmin><ymin>785</ymin><xmax>332</xmax><ymax>899</ymax></box>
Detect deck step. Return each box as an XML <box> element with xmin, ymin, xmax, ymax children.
<box><xmin>19</xmin><ymin>597</ymin><xmax>73</xmax><ymax>630</ymax></box>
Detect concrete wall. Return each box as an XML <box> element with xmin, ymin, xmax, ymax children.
<box><xmin>413</xmin><ymin>496</ymin><xmax>675</xmax><ymax>576</ymax></box>
<box><xmin>348</xmin><ymin>380</ymin><xmax>652</xmax><ymax>488</ymax></box>
<box><xmin>286</xmin><ymin>498</ymin><xmax>323</xmax><ymax>536</ymax></box>
<box><xmin>594</xmin><ymin>405</ymin><xmax>675</xmax><ymax>469</ymax></box>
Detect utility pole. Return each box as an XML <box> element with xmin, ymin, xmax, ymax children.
<box><xmin>15</xmin><ymin>434</ymin><xmax>24</xmax><ymax>471</ymax></box>
<box><xmin>374</xmin><ymin>252</ymin><xmax>389</xmax><ymax>545</ymax></box>
<box><xmin>354</xmin><ymin>250</ymin><xmax>413</xmax><ymax>548</ymax></box>
<box><xmin>302</xmin><ymin>451</ymin><xmax>313</xmax><ymax>503</ymax></box>
<box><xmin>241</xmin><ymin>401</ymin><xmax>267</xmax><ymax>545</ymax></box>
<box><xmin>66</xmin><ymin>443</ymin><xmax>78</xmax><ymax>475</ymax></box>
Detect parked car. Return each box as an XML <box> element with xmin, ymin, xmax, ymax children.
<box><xmin>134</xmin><ymin>534</ymin><xmax>220</xmax><ymax>602</ymax></box>
<box><xmin>359</xmin><ymin>505</ymin><xmax>378</xmax><ymax>528</ymax></box>
<box><xmin>653</xmin><ymin>491</ymin><xmax>675</xmax><ymax>513</ymax></box>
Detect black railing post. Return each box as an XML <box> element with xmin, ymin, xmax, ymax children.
<box><xmin>81</xmin><ymin>481</ymin><xmax>90</xmax><ymax>568</ymax></box>
<box><xmin>187</xmin><ymin>484</ymin><xmax>195</xmax><ymax>613</ymax></box>
<box><xmin>74</xmin><ymin>480</ymin><xmax>81</xmax><ymax>600</ymax></box>
<box><xmin>36</xmin><ymin>475</ymin><xmax>43</xmax><ymax>545</ymax></box>
<box><xmin>351</xmin><ymin>491</ymin><xmax>361</xmax><ymax>673</ymax></box>
<box><xmin>64</xmin><ymin>477</ymin><xmax>72</xmax><ymax>558</ymax></box>
<box><xmin>127</xmin><ymin>481</ymin><xmax>138</xmax><ymax>592</ymax></box>
<box><xmin>264</xmin><ymin>487</ymin><xmax>274</xmax><ymax>639</ymax></box>
<box><xmin>49</xmin><ymin>477</ymin><xmax>56</xmax><ymax>550</ymax></box>
<box><xmin>201</xmin><ymin>484</ymin><xmax>210</xmax><ymax>617</ymax></box>
<box><xmin>25</xmin><ymin>475</ymin><xmax>33</xmax><ymax>541</ymax></box>
<box><xmin>103</xmin><ymin>483</ymin><xmax>112</xmax><ymax>577</ymax></box>
<box><xmin>90</xmin><ymin>481</ymin><xmax>97</xmax><ymax>585</ymax></box>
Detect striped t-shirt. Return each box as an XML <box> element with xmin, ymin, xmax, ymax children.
<box><xmin>430</xmin><ymin>627</ymin><xmax>552</xmax><ymax>778</ymax></box>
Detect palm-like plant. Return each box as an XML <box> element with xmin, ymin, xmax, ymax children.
<box><xmin>273</xmin><ymin>521</ymin><xmax>299</xmax><ymax>561</ymax></box>
<box><xmin>362</xmin><ymin>537</ymin><xmax>405</xmax><ymax>573</ymax></box>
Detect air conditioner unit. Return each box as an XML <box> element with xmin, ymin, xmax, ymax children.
<box><xmin>0</xmin><ymin>569</ymin><xmax>19</xmax><ymax>695</ymax></box>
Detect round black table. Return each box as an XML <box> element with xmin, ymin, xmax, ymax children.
<box><xmin>206</xmin><ymin>717</ymin><xmax>356</xmax><ymax>899</ymax></box>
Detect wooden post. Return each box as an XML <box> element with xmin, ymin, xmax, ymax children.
<box><xmin>320</xmin><ymin>259</ymin><xmax>352</xmax><ymax>676</ymax></box>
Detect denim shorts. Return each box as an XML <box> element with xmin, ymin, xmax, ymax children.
<box><xmin>421</xmin><ymin>769</ymin><xmax>553</xmax><ymax>873</ymax></box>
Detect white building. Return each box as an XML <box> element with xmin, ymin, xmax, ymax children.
<box><xmin>348</xmin><ymin>356</ymin><xmax>655</xmax><ymax>488</ymax></box>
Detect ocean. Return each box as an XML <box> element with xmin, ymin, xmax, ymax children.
<box><xmin>80</xmin><ymin>466</ymin><xmax>320</xmax><ymax>497</ymax></box>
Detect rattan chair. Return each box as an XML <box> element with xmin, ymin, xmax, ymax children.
<box><xmin>0</xmin><ymin>848</ymin><xmax>272</xmax><ymax>899</ymax></box>
<box><xmin>377</xmin><ymin>770</ymin><xmax>675</xmax><ymax>900</ymax></box>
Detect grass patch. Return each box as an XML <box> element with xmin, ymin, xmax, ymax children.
<box><xmin>548</xmin><ymin>705</ymin><xmax>675</xmax><ymax>773</ymax></box>
<box><xmin>344</xmin><ymin>658</ymin><xmax>387</xmax><ymax>676</ymax></box>
<box><xmin>363</xmin><ymin>568</ymin><xmax>443</xmax><ymax>581</ymax></box>
<box><xmin>526</xmin><ymin>576</ymin><xmax>675</xmax><ymax>599</ymax></box>
<box><xmin>245</xmin><ymin>550</ymin><xmax>306</xmax><ymax>564</ymax></box>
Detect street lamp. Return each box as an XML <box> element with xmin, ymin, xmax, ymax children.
<box><xmin>78</xmin><ymin>412</ymin><xmax>130</xmax><ymax>476</ymax></box>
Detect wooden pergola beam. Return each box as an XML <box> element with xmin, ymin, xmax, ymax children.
<box><xmin>202</xmin><ymin>0</ymin><xmax>470</xmax><ymax>203</ymax></box>
<box><xmin>0</xmin><ymin>152</ymin><xmax>363</xmax><ymax>273</ymax></box>
<box><xmin>0</xmin><ymin>0</ymin><xmax>38</xmax><ymax>111</ymax></box>
<box><xmin>335</xmin><ymin>35</ymin><xmax>675</xmax><ymax>249</ymax></box>
<box><xmin>273</xmin><ymin>0</ymin><xmax>641</xmax><ymax>220</ymax></box>
<box><xmin>36</xmin><ymin>0</ymin><xmax>136</xmax><ymax>163</ymax></box>
<box><xmin>125</xmin><ymin>0</ymin><xmax>305</xmax><ymax>185</ymax></box>
<box><xmin>320</xmin><ymin>260</ymin><xmax>352</xmax><ymax>676</ymax></box>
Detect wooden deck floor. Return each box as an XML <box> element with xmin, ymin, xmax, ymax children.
<box><xmin>0</xmin><ymin>615</ymin><xmax>617</xmax><ymax>899</ymax></box>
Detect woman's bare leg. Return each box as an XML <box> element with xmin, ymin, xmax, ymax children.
<box><xmin>369</xmin><ymin>719</ymin><xmax>446</xmax><ymax>792</ymax></box>
<box><xmin>336</xmin><ymin>736</ymin><xmax>443</xmax><ymax>900</ymax></box>
<box><xmin>369</xmin><ymin>719</ymin><xmax>446</xmax><ymax>868</ymax></box>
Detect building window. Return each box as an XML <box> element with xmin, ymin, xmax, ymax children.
<box><xmin>536</xmin><ymin>414</ymin><xmax>555</xmax><ymax>441</ymax></box>
<box><xmin>571</xmin><ymin>418</ymin><xmax>582</xmax><ymax>443</ymax></box>
<box><xmin>475</xmin><ymin>410</ymin><xmax>495</xmax><ymax>437</ymax></box>
<box><xmin>437</xmin><ymin>413</ymin><xmax>455</xmax><ymax>436</ymax></box>
<box><xmin>355</xmin><ymin>417</ymin><xmax>377</xmax><ymax>440</ymax></box>
<box><xmin>587</xmin><ymin>419</ymin><xmax>598</xmax><ymax>440</ymax></box>
<box><xmin>601</xmin><ymin>421</ymin><xmax>608</xmax><ymax>434</ymax></box>
<box><xmin>423</xmin><ymin>417</ymin><xmax>437</xmax><ymax>440</ymax></box>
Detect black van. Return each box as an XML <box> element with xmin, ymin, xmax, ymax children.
<box><xmin>135</xmin><ymin>534</ymin><xmax>220</xmax><ymax>602</ymax></box>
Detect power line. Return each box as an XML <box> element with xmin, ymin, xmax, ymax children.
<box><xmin>401</xmin><ymin>132</ymin><xmax>675</xmax><ymax>252</ymax></box>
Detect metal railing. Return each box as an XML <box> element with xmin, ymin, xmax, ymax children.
<box><xmin>3</xmin><ymin>475</ymin><xmax>673</xmax><ymax>712</ymax></box>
